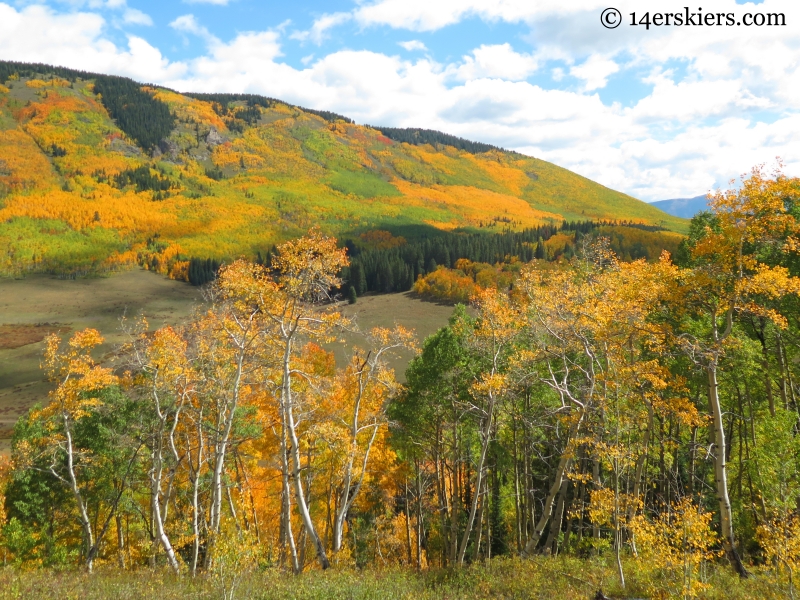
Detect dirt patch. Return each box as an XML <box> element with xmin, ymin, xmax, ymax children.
<box><xmin>0</xmin><ymin>323</ymin><xmax>71</xmax><ymax>349</ymax></box>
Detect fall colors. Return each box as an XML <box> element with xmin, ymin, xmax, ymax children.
<box><xmin>3</xmin><ymin>60</ymin><xmax>800</xmax><ymax>599</ymax></box>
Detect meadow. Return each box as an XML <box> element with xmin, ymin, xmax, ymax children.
<box><xmin>0</xmin><ymin>270</ymin><xmax>202</xmax><ymax>451</ymax></box>
<box><xmin>0</xmin><ymin>270</ymin><xmax>454</xmax><ymax>452</ymax></box>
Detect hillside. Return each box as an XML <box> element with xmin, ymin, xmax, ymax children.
<box><xmin>0</xmin><ymin>60</ymin><xmax>686</xmax><ymax>279</ymax></box>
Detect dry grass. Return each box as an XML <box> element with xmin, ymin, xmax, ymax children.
<box><xmin>0</xmin><ymin>556</ymin><xmax>786</xmax><ymax>600</ymax></box>
<box><xmin>0</xmin><ymin>275</ymin><xmax>453</xmax><ymax>451</ymax></box>
<box><xmin>0</xmin><ymin>269</ymin><xmax>203</xmax><ymax>453</ymax></box>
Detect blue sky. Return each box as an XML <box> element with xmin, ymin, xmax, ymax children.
<box><xmin>1</xmin><ymin>0</ymin><xmax>798</xmax><ymax>200</ymax></box>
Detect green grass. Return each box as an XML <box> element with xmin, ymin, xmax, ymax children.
<box><xmin>327</xmin><ymin>169</ymin><xmax>401</xmax><ymax>199</ymax></box>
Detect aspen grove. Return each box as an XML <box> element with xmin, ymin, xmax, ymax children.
<box><xmin>4</xmin><ymin>166</ymin><xmax>800</xmax><ymax>598</ymax></box>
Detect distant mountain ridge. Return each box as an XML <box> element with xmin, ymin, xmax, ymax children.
<box><xmin>650</xmin><ymin>195</ymin><xmax>709</xmax><ymax>219</ymax></box>
<box><xmin>0</xmin><ymin>59</ymin><xmax>687</xmax><ymax>279</ymax></box>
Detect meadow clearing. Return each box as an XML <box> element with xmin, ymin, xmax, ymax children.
<box><xmin>0</xmin><ymin>270</ymin><xmax>453</xmax><ymax>452</ymax></box>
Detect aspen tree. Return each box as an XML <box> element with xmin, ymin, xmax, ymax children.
<box><xmin>668</xmin><ymin>165</ymin><xmax>800</xmax><ymax>576</ymax></box>
<box><xmin>36</xmin><ymin>330</ymin><xmax>118</xmax><ymax>573</ymax></box>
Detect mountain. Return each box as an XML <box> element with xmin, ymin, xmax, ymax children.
<box><xmin>650</xmin><ymin>195</ymin><xmax>709</xmax><ymax>219</ymax></box>
<box><xmin>0</xmin><ymin>60</ymin><xmax>687</xmax><ymax>279</ymax></box>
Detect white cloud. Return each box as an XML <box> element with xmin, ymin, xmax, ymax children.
<box><xmin>353</xmin><ymin>0</ymin><xmax>607</xmax><ymax>31</ymax></box>
<box><xmin>122</xmin><ymin>8</ymin><xmax>152</xmax><ymax>26</ymax></box>
<box><xmin>170</xmin><ymin>14</ymin><xmax>219</xmax><ymax>44</ymax></box>
<box><xmin>398</xmin><ymin>40</ymin><xmax>427</xmax><ymax>52</ymax></box>
<box><xmin>183</xmin><ymin>0</ymin><xmax>232</xmax><ymax>5</ymax></box>
<box><xmin>3</xmin><ymin>0</ymin><xmax>800</xmax><ymax>201</ymax></box>
<box><xmin>569</xmin><ymin>55</ymin><xmax>618</xmax><ymax>91</ymax></box>
<box><xmin>453</xmin><ymin>43</ymin><xmax>537</xmax><ymax>81</ymax></box>
<box><xmin>0</xmin><ymin>3</ymin><xmax>184</xmax><ymax>82</ymax></box>
<box><xmin>291</xmin><ymin>12</ymin><xmax>350</xmax><ymax>45</ymax></box>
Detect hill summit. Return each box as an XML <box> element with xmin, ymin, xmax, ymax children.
<box><xmin>0</xmin><ymin>60</ymin><xmax>685</xmax><ymax>278</ymax></box>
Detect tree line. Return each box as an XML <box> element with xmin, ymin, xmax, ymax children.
<box><xmin>372</xmin><ymin>127</ymin><xmax>502</xmax><ymax>155</ymax></box>
<box><xmin>340</xmin><ymin>221</ymin><xmax>668</xmax><ymax>297</ymax></box>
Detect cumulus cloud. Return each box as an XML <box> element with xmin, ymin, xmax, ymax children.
<box><xmin>0</xmin><ymin>3</ymin><xmax>184</xmax><ymax>82</ymax></box>
<box><xmin>398</xmin><ymin>40</ymin><xmax>427</xmax><ymax>52</ymax></box>
<box><xmin>170</xmin><ymin>14</ymin><xmax>217</xmax><ymax>41</ymax></box>
<box><xmin>353</xmin><ymin>0</ymin><xmax>606</xmax><ymax>32</ymax></box>
<box><xmin>122</xmin><ymin>8</ymin><xmax>152</xmax><ymax>26</ymax></box>
<box><xmin>569</xmin><ymin>55</ymin><xmax>618</xmax><ymax>91</ymax></box>
<box><xmin>183</xmin><ymin>0</ymin><xmax>233</xmax><ymax>5</ymax></box>
<box><xmin>2</xmin><ymin>0</ymin><xmax>800</xmax><ymax>200</ymax></box>
<box><xmin>453</xmin><ymin>44</ymin><xmax>537</xmax><ymax>81</ymax></box>
<box><xmin>291</xmin><ymin>12</ymin><xmax>351</xmax><ymax>45</ymax></box>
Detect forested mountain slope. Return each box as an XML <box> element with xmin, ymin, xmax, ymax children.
<box><xmin>0</xmin><ymin>60</ymin><xmax>685</xmax><ymax>278</ymax></box>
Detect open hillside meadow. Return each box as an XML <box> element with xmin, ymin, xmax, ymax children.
<box><xmin>0</xmin><ymin>60</ymin><xmax>685</xmax><ymax>282</ymax></box>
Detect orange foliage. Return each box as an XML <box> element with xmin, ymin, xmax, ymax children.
<box><xmin>390</xmin><ymin>180</ymin><xmax>562</xmax><ymax>229</ymax></box>
<box><xmin>25</xmin><ymin>78</ymin><xmax>71</xmax><ymax>88</ymax></box>
<box><xmin>414</xmin><ymin>266</ymin><xmax>478</xmax><ymax>303</ymax></box>
<box><xmin>0</xmin><ymin>128</ymin><xmax>59</xmax><ymax>192</ymax></box>
<box><xmin>148</xmin><ymin>88</ymin><xmax>229</xmax><ymax>131</ymax></box>
<box><xmin>358</xmin><ymin>230</ymin><xmax>407</xmax><ymax>250</ymax></box>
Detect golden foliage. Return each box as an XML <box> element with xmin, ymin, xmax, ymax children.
<box><xmin>631</xmin><ymin>498</ymin><xmax>721</xmax><ymax>599</ymax></box>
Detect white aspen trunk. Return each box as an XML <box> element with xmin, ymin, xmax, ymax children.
<box><xmin>286</xmin><ymin>401</ymin><xmax>330</xmax><ymax>569</ymax></box>
<box><xmin>627</xmin><ymin>402</ymin><xmax>653</xmax><ymax>556</ymax></box>
<box><xmin>544</xmin><ymin>477</ymin><xmax>568</xmax><ymax>554</ymax></box>
<box><xmin>116</xmin><ymin>514</ymin><xmax>125</xmax><ymax>569</ymax></box>
<box><xmin>415</xmin><ymin>460</ymin><xmax>423</xmax><ymax>571</ymax></box>
<box><xmin>613</xmin><ymin>464</ymin><xmax>625</xmax><ymax>589</ymax></box>
<box><xmin>279</xmin><ymin>417</ymin><xmax>299</xmax><ymax>572</ymax></box>
<box><xmin>333</xmin><ymin>424</ymin><xmax>380</xmax><ymax>552</ymax></box>
<box><xmin>190</xmin><ymin>413</ymin><xmax>205</xmax><ymax>576</ymax></box>
<box><xmin>59</xmin><ymin>421</ymin><xmax>96</xmax><ymax>573</ymax></box>
<box><xmin>282</xmin><ymin>337</ymin><xmax>330</xmax><ymax>570</ymax></box>
<box><xmin>522</xmin><ymin>413</ymin><xmax>583</xmax><ymax>556</ymax></box>
<box><xmin>708</xmin><ymin>359</ymin><xmax>749</xmax><ymax>577</ymax></box>
<box><xmin>404</xmin><ymin>479</ymin><xmax>413</xmax><ymax>565</ymax></box>
<box><xmin>457</xmin><ymin>395</ymin><xmax>494</xmax><ymax>566</ymax></box>
<box><xmin>151</xmin><ymin>441</ymin><xmax>181</xmax><ymax>573</ymax></box>
<box><xmin>210</xmin><ymin>351</ymin><xmax>244</xmax><ymax>536</ymax></box>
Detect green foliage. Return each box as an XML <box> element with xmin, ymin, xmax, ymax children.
<box><xmin>188</xmin><ymin>256</ymin><xmax>221</xmax><ymax>286</ymax></box>
<box><xmin>327</xmin><ymin>169</ymin><xmax>400</xmax><ymax>198</ymax></box>
<box><xmin>184</xmin><ymin>92</ymin><xmax>353</xmax><ymax>123</ymax></box>
<box><xmin>114</xmin><ymin>165</ymin><xmax>172</xmax><ymax>193</ymax></box>
<box><xmin>340</xmin><ymin>220</ymin><xmax>677</xmax><ymax>298</ymax></box>
<box><xmin>0</xmin><ymin>60</ymin><xmax>686</xmax><ymax>280</ymax></box>
<box><xmin>92</xmin><ymin>76</ymin><xmax>174</xmax><ymax>150</ymax></box>
<box><xmin>0</xmin><ymin>557</ymin><xmax>785</xmax><ymax>599</ymax></box>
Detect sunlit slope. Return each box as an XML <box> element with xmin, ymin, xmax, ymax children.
<box><xmin>0</xmin><ymin>64</ymin><xmax>686</xmax><ymax>278</ymax></box>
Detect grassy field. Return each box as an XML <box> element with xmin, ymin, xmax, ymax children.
<box><xmin>0</xmin><ymin>269</ymin><xmax>203</xmax><ymax>451</ymax></box>
<box><xmin>337</xmin><ymin>292</ymin><xmax>456</xmax><ymax>378</ymax></box>
<box><xmin>0</xmin><ymin>556</ymin><xmax>785</xmax><ymax>600</ymax></box>
<box><xmin>0</xmin><ymin>271</ymin><xmax>453</xmax><ymax>452</ymax></box>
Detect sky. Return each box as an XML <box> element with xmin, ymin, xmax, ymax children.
<box><xmin>1</xmin><ymin>0</ymin><xmax>798</xmax><ymax>201</ymax></box>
